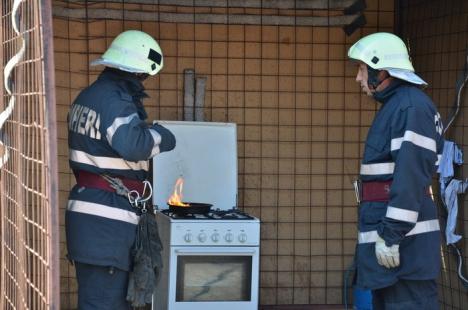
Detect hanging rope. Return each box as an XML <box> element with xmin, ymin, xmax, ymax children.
<box><xmin>0</xmin><ymin>0</ymin><xmax>26</xmax><ymax>168</ymax></box>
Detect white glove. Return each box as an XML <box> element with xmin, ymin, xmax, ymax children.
<box><xmin>375</xmin><ymin>235</ymin><xmax>400</xmax><ymax>268</ymax></box>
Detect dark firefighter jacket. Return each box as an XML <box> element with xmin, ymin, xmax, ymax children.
<box><xmin>66</xmin><ymin>68</ymin><xmax>175</xmax><ymax>271</ymax></box>
<box><xmin>356</xmin><ymin>79</ymin><xmax>444</xmax><ymax>290</ymax></box>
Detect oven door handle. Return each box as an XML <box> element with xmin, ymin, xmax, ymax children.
<box><xmin>175</xmin><ymin>248</ymin><xmax>257</xmax><ymax>255</ymax></box>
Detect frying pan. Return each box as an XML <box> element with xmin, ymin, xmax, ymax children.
<box><xmin>168</xmin><ymin>202</ymin><xmax>212</xmax><ymax>215</ymax></box>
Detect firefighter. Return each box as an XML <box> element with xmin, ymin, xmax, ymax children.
<box><xmin>66</xmin><ymin>30</ymin><xmax>175</xmax><ymax>309</ymax></box>
<box><xmin>348</xmin><ymin>32</ymin><xmax>444</xmax><ymax>309</ymax></box>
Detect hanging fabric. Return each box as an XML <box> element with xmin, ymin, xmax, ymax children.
<box><xmin>443</xmin><ymin>179</ymin><xmax>468</xmax><ymax>245</ymax></box>
<box><xmin>438</xmin><ymin>141</ymin><xmax>463</xmax><ymax>200</ymax></box>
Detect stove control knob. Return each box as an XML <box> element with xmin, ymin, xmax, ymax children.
<box><xmin>225</xmin><ymin>233</ymin><xmax>234</xmax><ymax>242</ymax></box>
<box><xmin>238</xmin><ymin>233</ymin><xmax>247</xmax><ymax>243</ymax></box>
<box><xmin>184</xmin><ymin>233</ymin><xmax>193</xmax><ymax>243</ymax></box>
<box><xmin>198</xmin><ymin>233</ymin><xmax>207</xmax><ymax>242</ymax></box>
<box><xmin>211</xmin><ymin>233</ymin><xmax>220</xmax><ymax>242</ymax></box>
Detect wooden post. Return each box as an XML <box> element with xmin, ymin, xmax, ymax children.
<box><xmin>183</xmin><ymin>69</ymin><xmax>195</xmax><ymax>121</ymax></box>
<box><xmin>195</xmin><ymin>76</ymin><xmax>206</xmax><ymax>121</ymax></box>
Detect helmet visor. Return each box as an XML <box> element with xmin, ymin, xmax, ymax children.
<box><xmin>386</xmin><ymin>68</ymin><xmax>427</xmax><ymax>86</ymax></box>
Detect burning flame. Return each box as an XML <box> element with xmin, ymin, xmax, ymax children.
<box><xmin>168</xmin><ymin>178</ymin><xmax>189</xmax><ymax>207</ymax></box>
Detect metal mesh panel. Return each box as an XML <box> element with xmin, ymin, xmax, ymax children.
<box><xmin>52</xmin><ymin>1</ymin><xmax>392</xmax><ymax>308</ymax></box>
<box><xmin>398</xmin><ymin>0</ymin><xmax>468</xmax><ymax>309</ymax></box>
<box><xmin>0</xmin><ymin>0</ymin><xmax>59</xmax><ymax>309</ymax></box>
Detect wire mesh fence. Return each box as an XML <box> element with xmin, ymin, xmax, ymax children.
<box><xmin>52</xmin><ymin>1</ymin><xmax>393</xmax><ymax>308</ymax></box>
<box><xmin>0</xmin><ymin>0</ymin><xmax>59</xmax><ymax>309</ymax></box>
<box><xmin>398</xmin><ymin>0</ymin><xmax>468</xmax><ymax>309</ymax></box>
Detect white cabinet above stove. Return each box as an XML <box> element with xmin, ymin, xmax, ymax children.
<box><xmin>152</xmin><ymin>121</ymin><xmax>237</xmax><ymax>211</ymax></box>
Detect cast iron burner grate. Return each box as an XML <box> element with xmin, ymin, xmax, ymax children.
<box><xmin>160</xmin><ymin>208</ymin><xmax>255</xmax><ymax>220</ymax></box>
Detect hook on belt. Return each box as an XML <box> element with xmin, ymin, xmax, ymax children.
<box><xmin>127</xmin><ymin>180</ymin><xmax>153</xmax><ymax>213</ymax></box>
<box><xmin>353</xmin><ymin>180</ymin><xmax>361</xmax><ymax>204</ymax></box>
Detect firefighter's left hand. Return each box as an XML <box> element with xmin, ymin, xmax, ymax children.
<box><xmin>375</xmin><ymin>235</ymin><xmax>400</xmax><ymax>268</ymax></box>
<box><xmin>152</xmin><ymin>123</ymin><xmax>176</xmax><ymax>152</ymax></box>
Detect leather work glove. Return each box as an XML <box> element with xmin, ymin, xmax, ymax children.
<box><xmin>375</xmin><ymin>235</ymin><xmax>400</xmax><ymax>268</ymax></box>
<box><xmin>126</xmin><ymin>212</ymin><xmax>163</xmax><ymax>307</ymax></box>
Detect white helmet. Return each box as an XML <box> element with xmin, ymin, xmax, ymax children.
<box><xmin>348</xmin><ymin>32</ymin><xmax>427</xmax><ymax>85</ymax></box>
<box><xmin>91</xmin><ymin>30</ymin><xmax>163</xmax><ymax>76</ymax></box>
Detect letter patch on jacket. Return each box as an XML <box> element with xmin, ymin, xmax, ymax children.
<box><xmin>69</xmin><ymin>104</ymin><xmax>102</xmax><ymax>140</ymax></box>
<box><xmin>434</xmin><ymin>112</ymin><xmax>443</xmax><ymax>135</ymax></box>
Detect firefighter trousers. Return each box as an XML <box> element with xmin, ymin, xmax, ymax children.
<box><xmin>75</xmin><ymin>262</ymin><xmax>131</xmax><ymax>310</ymax></box>
<box><xmin>372</xmin><ymin>279</ymin><xmax>438</xmax><ymax>310</ymax></box>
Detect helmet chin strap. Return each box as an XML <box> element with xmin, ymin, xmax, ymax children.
<box><xmin>367</xmin><ymin>66</ymin><xmax>391</xmax><ymax>91</ymax></box>
<box><xmin>135</xmin><ymin>73</ymin><xmax>150</xmax><ymax>81</ymax></box>
<box><xmin>367</xmin><ymin>66</ymin><xmax>382</xmax><ymax>89</ymax></box>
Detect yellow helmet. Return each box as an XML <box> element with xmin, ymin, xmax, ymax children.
<box><xmin>91</xmin><ymin>30</ymin><xmax>163</xmax><ymax>76</ymax></box>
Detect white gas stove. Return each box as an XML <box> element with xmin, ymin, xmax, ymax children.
<box><xmin>152</xmin><ymin>121</ymin><xmax>260</xmax><ymax>310</ymax></box>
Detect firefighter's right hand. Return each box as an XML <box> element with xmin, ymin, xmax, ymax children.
<box><xmin>375</xmin><ymin>235</ymin><xmax>400</xmax><ymax>268</ymax></box>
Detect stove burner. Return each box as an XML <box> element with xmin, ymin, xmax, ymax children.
<box><xmin>161</xmin><ymin>208</ymin><xmax>254</xmax><ymax>220</ymax></box>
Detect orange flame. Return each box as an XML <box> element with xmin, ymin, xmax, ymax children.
<box><xmin>168</xmin><ymin>178</ymin><xmax>189</xmax><ymax>207</ymax></box>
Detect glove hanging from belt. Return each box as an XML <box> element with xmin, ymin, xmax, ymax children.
<box><xmin>126</xmin><ymin>210</ymin><xmax>163</xmax><ymax>307</ymax></box>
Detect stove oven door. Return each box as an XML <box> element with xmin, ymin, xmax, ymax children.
<box><xmin>167</xmin><ymin>246</ymin><xmax>259</xmax><ymax>310</ymax></box>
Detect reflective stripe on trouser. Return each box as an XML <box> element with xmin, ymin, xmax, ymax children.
<box><xmin>75</xmin><ymin>262</ymin><xmax>131</xmax><ymax>310</ymax></box>
<box><xmin>67</xmin><ymin>199</ymin><xmax>139</xmax><ymax>225</ymax></box>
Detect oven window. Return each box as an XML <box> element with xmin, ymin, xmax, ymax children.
<box><xmin>176</xmin><ymin>255</ymin><xmax>252</xmax><ymax>302</ymax></box>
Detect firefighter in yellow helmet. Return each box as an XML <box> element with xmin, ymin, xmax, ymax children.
<box><xmin>349</xmin><ymin>32</ymin><xmax>443</xmax><ymax>309</ymax></box>
<box><xmin>66</xmin><ymin>30</ymin><xmax>174</xmax><ymax>309</ymax></box>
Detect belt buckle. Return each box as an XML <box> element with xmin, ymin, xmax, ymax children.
<box><xmin>353</xmin><ymin>180</ymin><xmax>361</xmax><ymax>204</ymax></box>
